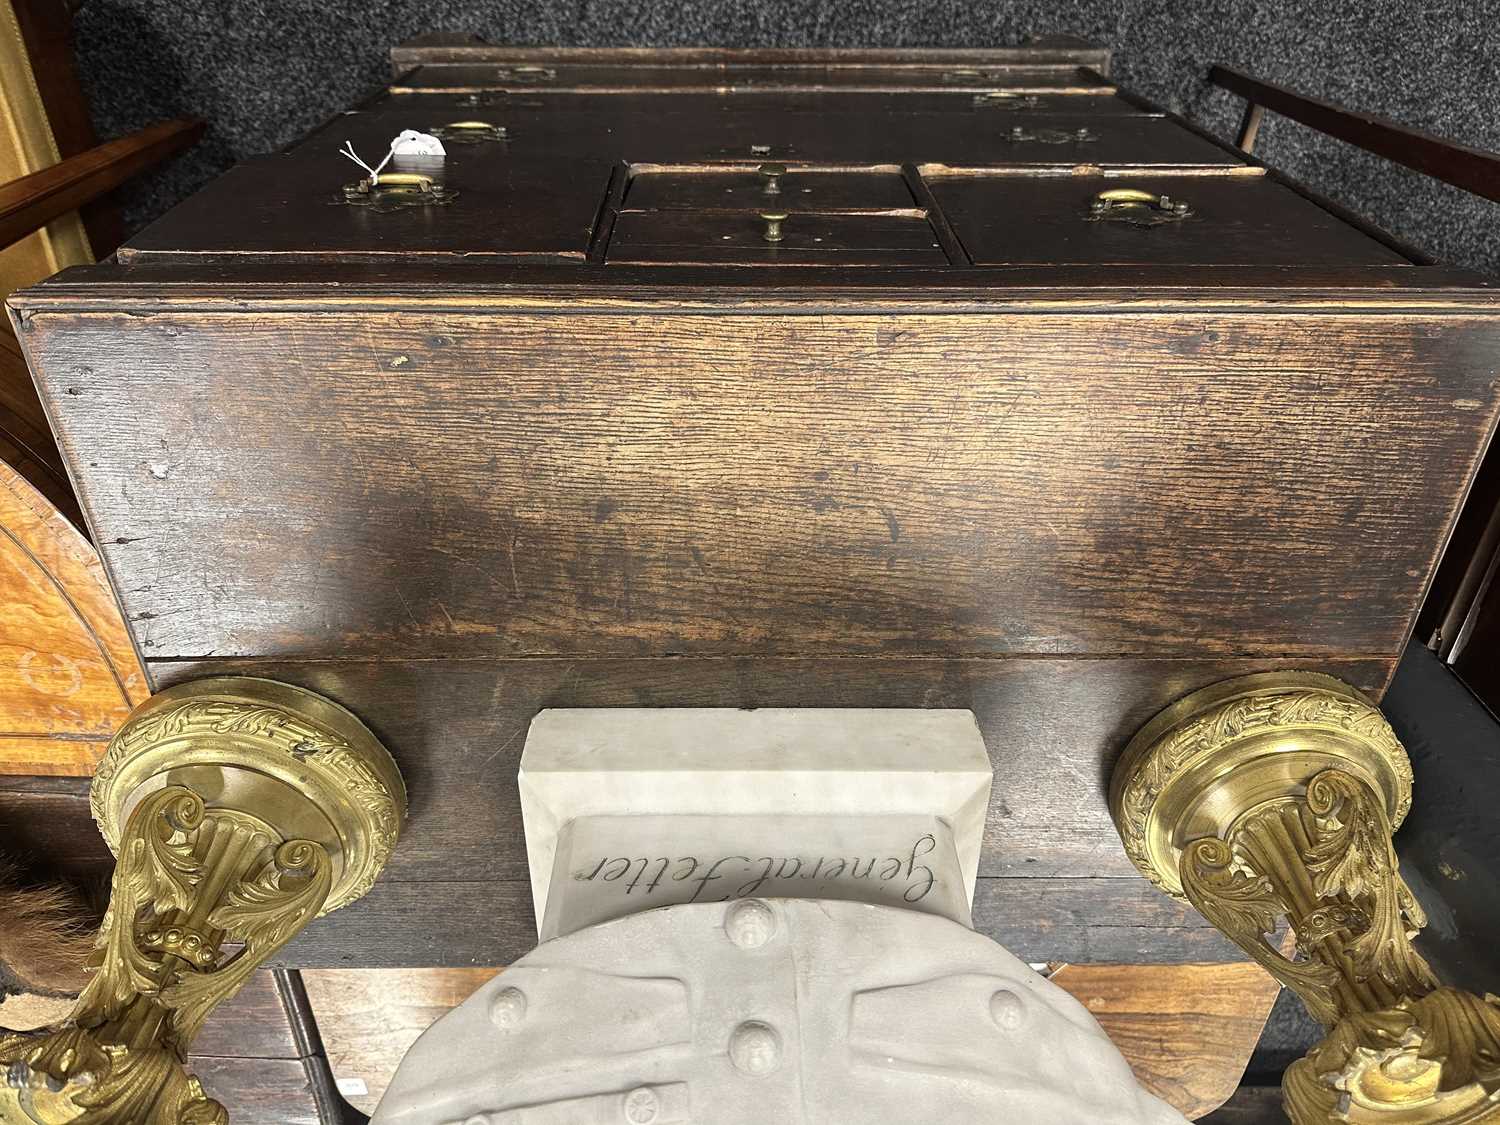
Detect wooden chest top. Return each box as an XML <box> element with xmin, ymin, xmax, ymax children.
<box><xmin>11</xmin><ymin>43</ymin><xmax>1500</xmax><ymax>968</ymax></box>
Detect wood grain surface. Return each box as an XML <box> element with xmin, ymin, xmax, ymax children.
<box><xmin>113</xmin><ymin>652</ymin><xmax>1372</xmax><ymax>966</ymax></box>
<box><xmin>302</xmin><ymin>968</ymin><xmax>498</xmax><ymax>1113</ymax></box>
<box><xmin>385</xmin><ymin>44</ymin><xmax>1116</xmax><ymax>74</ymax></box>
<box><xmin>1201</xmin><ymin>1085</ymin><xmax>1288</xmax><ymax>1123</ymax></box>
<box><xmin>390</xmin><ymin>61</ymin><xmax>1112</xmax><ymax>94</ymax></box>
<box><xmin>22</xmin><ymin>309</ymin><xmax>1498</xmax><ymax>665</ymax></box>
<box><xmin>926</xmin><ymin>172</ymin><xmax>1411</xmax><ymax>266</ymax></box>
<box><xmin>120</xmin><ymin>97</ymin><xmax>1229</xmax><ymax>264</ymax></box>
<box><xmin>1052</xmin><ymin>961</ymin><xmax>1281</xmax><ymax>1118</ymax></box>
<box><xmin>0</xmin><ymin>652</ymin><xmax>1351</xmax><ymax>966</ymax></box>
<box><xmin>0</xmin><ymin>463</ymin><xmax>144</xmax><ymax>775</ymax></box>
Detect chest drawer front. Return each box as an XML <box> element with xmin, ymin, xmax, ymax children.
<box><xmin>925</xmin><ymin>171</ymin><xmax>1411</xmax><ymax>266</ymax></box>
<box><xmin>625</xmin><ymin>165</ymin><xmax>917</xmax><ymax>212</ymax></box>
<box><xmin>122</xmin><ymin>151</ymin><xmax>614</xmax><ymax>262</ymax></box>
<box><xmin>607</xmin><ymin>209</ymin><xmax>948</xmax><ymax>264</ymax></box>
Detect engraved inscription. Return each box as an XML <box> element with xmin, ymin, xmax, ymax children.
<box><xmin>573</xmin><ymin>834</ymin><xmax>940</xmax><ymax>904</ymax></box>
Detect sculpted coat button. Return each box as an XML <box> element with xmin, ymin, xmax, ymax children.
<box><xmin>489</xmin><ymin>986</ymin><xmax>527</xmax><ymax>1029</ymax></box>
<box><xmin>623</xmin><ymin>1087</ymin><xmax>660</xmax><ymax>1122</ymax></box>
<box><xmin>724</xmin><ymin>899</ymin><xmax>777</xmax><ymax>949</ymax></box>
<box><xmin>728</xmin><ymin>1020</ymin><xmax>783</xmax><ymax>1076</ymax></box>
<box><xmin>990</xmin><ymin>988</ymin><xmax>1025</xmax><ymax>1031</ymax></box>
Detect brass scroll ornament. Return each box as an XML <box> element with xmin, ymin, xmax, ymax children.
<box><xmin>1088</xmin><ymin>186</ymin><xmax>1191</xmax><ymax>226</ymax></box>
<box><xmin>1112</xmin><ymin>673</ymin><xmax>1500</xmax><ymax>1124</ymax></box>
<box><xmin>1</xmin><ymin>678</ymin><xmax>405</xmax><ymax>1124</ymax></box>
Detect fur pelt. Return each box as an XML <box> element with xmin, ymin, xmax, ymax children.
<box><xmin>0</xmin><ymin>862</ymin><xmax>95</xmax><ymax>1000</ymax></box>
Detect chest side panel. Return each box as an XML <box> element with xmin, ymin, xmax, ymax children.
<box><xmin>19</xmin><ymin>307</ymin><xmax>1500</xmax><ymax>663</ymax></box>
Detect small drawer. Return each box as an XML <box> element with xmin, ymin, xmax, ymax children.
<box><xmin>924</xmin><ymin>170</ymin><xmax>1411</xmax><ymax>266</ymax></box>
<box><xmin>625</xmin><ymin>164</ymin><xmax>917</xmax><ymax>212</ymax></box>
<box><xmin>608</xmin><ymin>209</ymin><xmax>948</xmax><ymax>265</ymax></box>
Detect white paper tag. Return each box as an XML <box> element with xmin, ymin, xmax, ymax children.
<box><xmin>390</xmin><ymin>129</ymin><xmax>446</xmax><ymax>157</ymax></box>
<box><xmin>336</xmin><ymin>1077</ymin><xmax>369</xmax><ymax>1097</ymax></box>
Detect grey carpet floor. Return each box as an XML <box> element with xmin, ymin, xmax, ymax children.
<box><xmin>72</xmin><ymin>0</ymin><xmax>1500</xmax><ymax>274</ymax></box>
<box><xmin>62</xmin><ymin>0</ymin><xmax>1494</xmax><ymax>1075</ymax></box>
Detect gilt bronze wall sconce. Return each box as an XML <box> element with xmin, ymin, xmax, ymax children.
<box><xmin>1113</xmin><ymin>672</ymin><xmax>1500</xmax><ymax>1124</ymax></box>
<box><xmin>1</xmin><ymin>678</ymin><xmax>405</xmax><ymax>1125</ymax></box>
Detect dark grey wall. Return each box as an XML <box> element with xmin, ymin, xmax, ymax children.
<box><xmin>74</xmin><ymin>0</ymin><xmax>1499</xmax><ymax>274</ymax></box>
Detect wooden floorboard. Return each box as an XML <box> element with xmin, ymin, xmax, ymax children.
<box><xmin>1201</xmin><ymin>1085</ymin><xmax>1288</xmax><ymax>1123</ymax></box>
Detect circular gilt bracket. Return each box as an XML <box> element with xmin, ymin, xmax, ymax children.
<box><xmin>1108</xmin><ymin>671</ymin><xmax>1413</xmax><ymax>900</ymax></box>
<box><xmin>90</xmin><ymin>677</ymin><xmax>406</xmax><ymax>915</ymax></box>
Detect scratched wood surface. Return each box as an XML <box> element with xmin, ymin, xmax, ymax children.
<box><xmin>189</xmin><ymin>971</ymin><xmax>320</xmax><ymax>1125</ymax></box>
<box><xmin>0</xmin><ymin>644</ymin><xmax>1367</xmax><ymax>968</ymax></box>
<box><xmin>303</xmin><ymin>961</ymin><xmax>1277</xmax><ymax>1119</ymax></box>
<box><xmin>926</xmin><ymin>172</ymin><xmax>1411</xmax><ymax>266</ymax></box>
<box><xmin>1201</xmin><ymin>1086</ymin><xmax>1288</xmax><ymax>1123</ymax></box>
<box><xmin>383</xmin><ymin>42</ymin><xmax>1117</xmax><ymax>73</ymax></box>
<box><xmin>0</xmin><ymin>463</ymin><xmax>144</xmax><ymax>775</ymax></box>
<box><xmin>19</xmin><ymin>310</ymin><xmax>1499</xmax><ymax>665</ymax></box>
<box><xmin>1052</xmin><ymin>961</ymin><xmax>1282</xmax><ymax>1118</ymax></box>
<box><xmin>389</xmin><ymin>61</ymin><xmax>1113</xmax><ymax>94</ymax></box>
<box><xmin>122</xmin><ymin>103</ymin><xmax>1234</xmax><ymax>264</ymax></box>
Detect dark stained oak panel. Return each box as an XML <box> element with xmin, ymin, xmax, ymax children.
<box><xmin>2</xmin><ymin>649</ymin><xmax>1370</xmax><ymax>966</ymax></box>
<box><xmin>124</xmin><ymin>652</ymin><xmax>1380</xmax><ymax>968</ymax></box>
<box><xmin>608</xmin><ymin>210</ymin><xmax>949</xmax><ymax>265</ymax></box>
<box><xmin>390</xmin><ymin>62</ymin><xmax>1113</xmax><ymax>94</ymax></box>
<box><xmin>122</xmin><ymin>98</ymin><xmax>1232</xmax><ymax>264</ymax></box>
<box><xmin>927</xmin><ymin>172</ymin><xmax>1412</xmax><ymax>266</ymax></box>
<box><xmin>262</xmin><ymin>875</ymin><xmax>1243</xmax><ymax>969</ymax></box>
<box><xmin>20</xmin><ymin>308</ymin><xmax>1500</xmax><ymax>662</ymax></box>
<box><xmin>121</xmin><ymin>152</ymin><xmax>613</xmax><ymax>262</ymax></box>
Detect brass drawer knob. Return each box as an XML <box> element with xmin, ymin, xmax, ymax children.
<box><xmin>758</xmin><ymin>162</ymin><xmax>787</xmax><ymax>195</ymax></box>
<box><xmin>759</xmin><ymin>211</ymin><xmax>788</xmax><ymax>243</ymax></box>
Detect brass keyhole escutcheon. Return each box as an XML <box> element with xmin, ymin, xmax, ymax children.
<box><xmin>759</xmin><ymin>211</ymin><xmax>788</xmax><ymax>243</ymax></box>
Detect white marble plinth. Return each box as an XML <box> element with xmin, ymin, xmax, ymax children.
<box><xmin>519</xmin><ymin>708</ymin><xmax>992</xmax><ymax>937</ymax></box>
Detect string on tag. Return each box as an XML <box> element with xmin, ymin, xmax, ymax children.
<box><xmin>339</xmin><ymin>140</ymin><xmax>394</xmax><ymax>185</ymax></box>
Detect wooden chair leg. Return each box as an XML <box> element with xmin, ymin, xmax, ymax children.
<box><xmin>1235</xmin><ymin>101</ymin><xmax>1265</xmax><ymax>153</ymax></box>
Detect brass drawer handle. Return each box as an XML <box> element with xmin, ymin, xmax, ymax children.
<box><xmin>430</xmin><ymin>120</ymin><xmax>508</xmax><ymax>144</ymax></box>
<box><xmin>759</xmin><ymin>210</ymin><xmax>788</xmax><ymax>243</ymax></box>
<box><xmin>758</xmin><ymin>162</ymin><xmax>787</xmax><ymax>195</ymax></box>
<box><xmin>341</xmin><ymin>172</ymin><xmax>454</xmax><ymax>210</ymax></box>
<box><xmin>972</xmin><ymin>91</ymin><xmax>1042</xmax><ymax>110</ymax></box>
<box><xmin>1088</xmin><ymin>187</ymin><xmax>1192</xmax><ymax>226</ymax></box>
<box><xmin>356</xmin><ymin>172</ymin><xmax>435</xmax><ymax>193</ymax></box>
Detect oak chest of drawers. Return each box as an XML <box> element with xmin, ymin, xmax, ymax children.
<box><xmin>12</xmin><ymin>41</ymin><xmax>1500</xmax><ymax>967</ymax></box>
